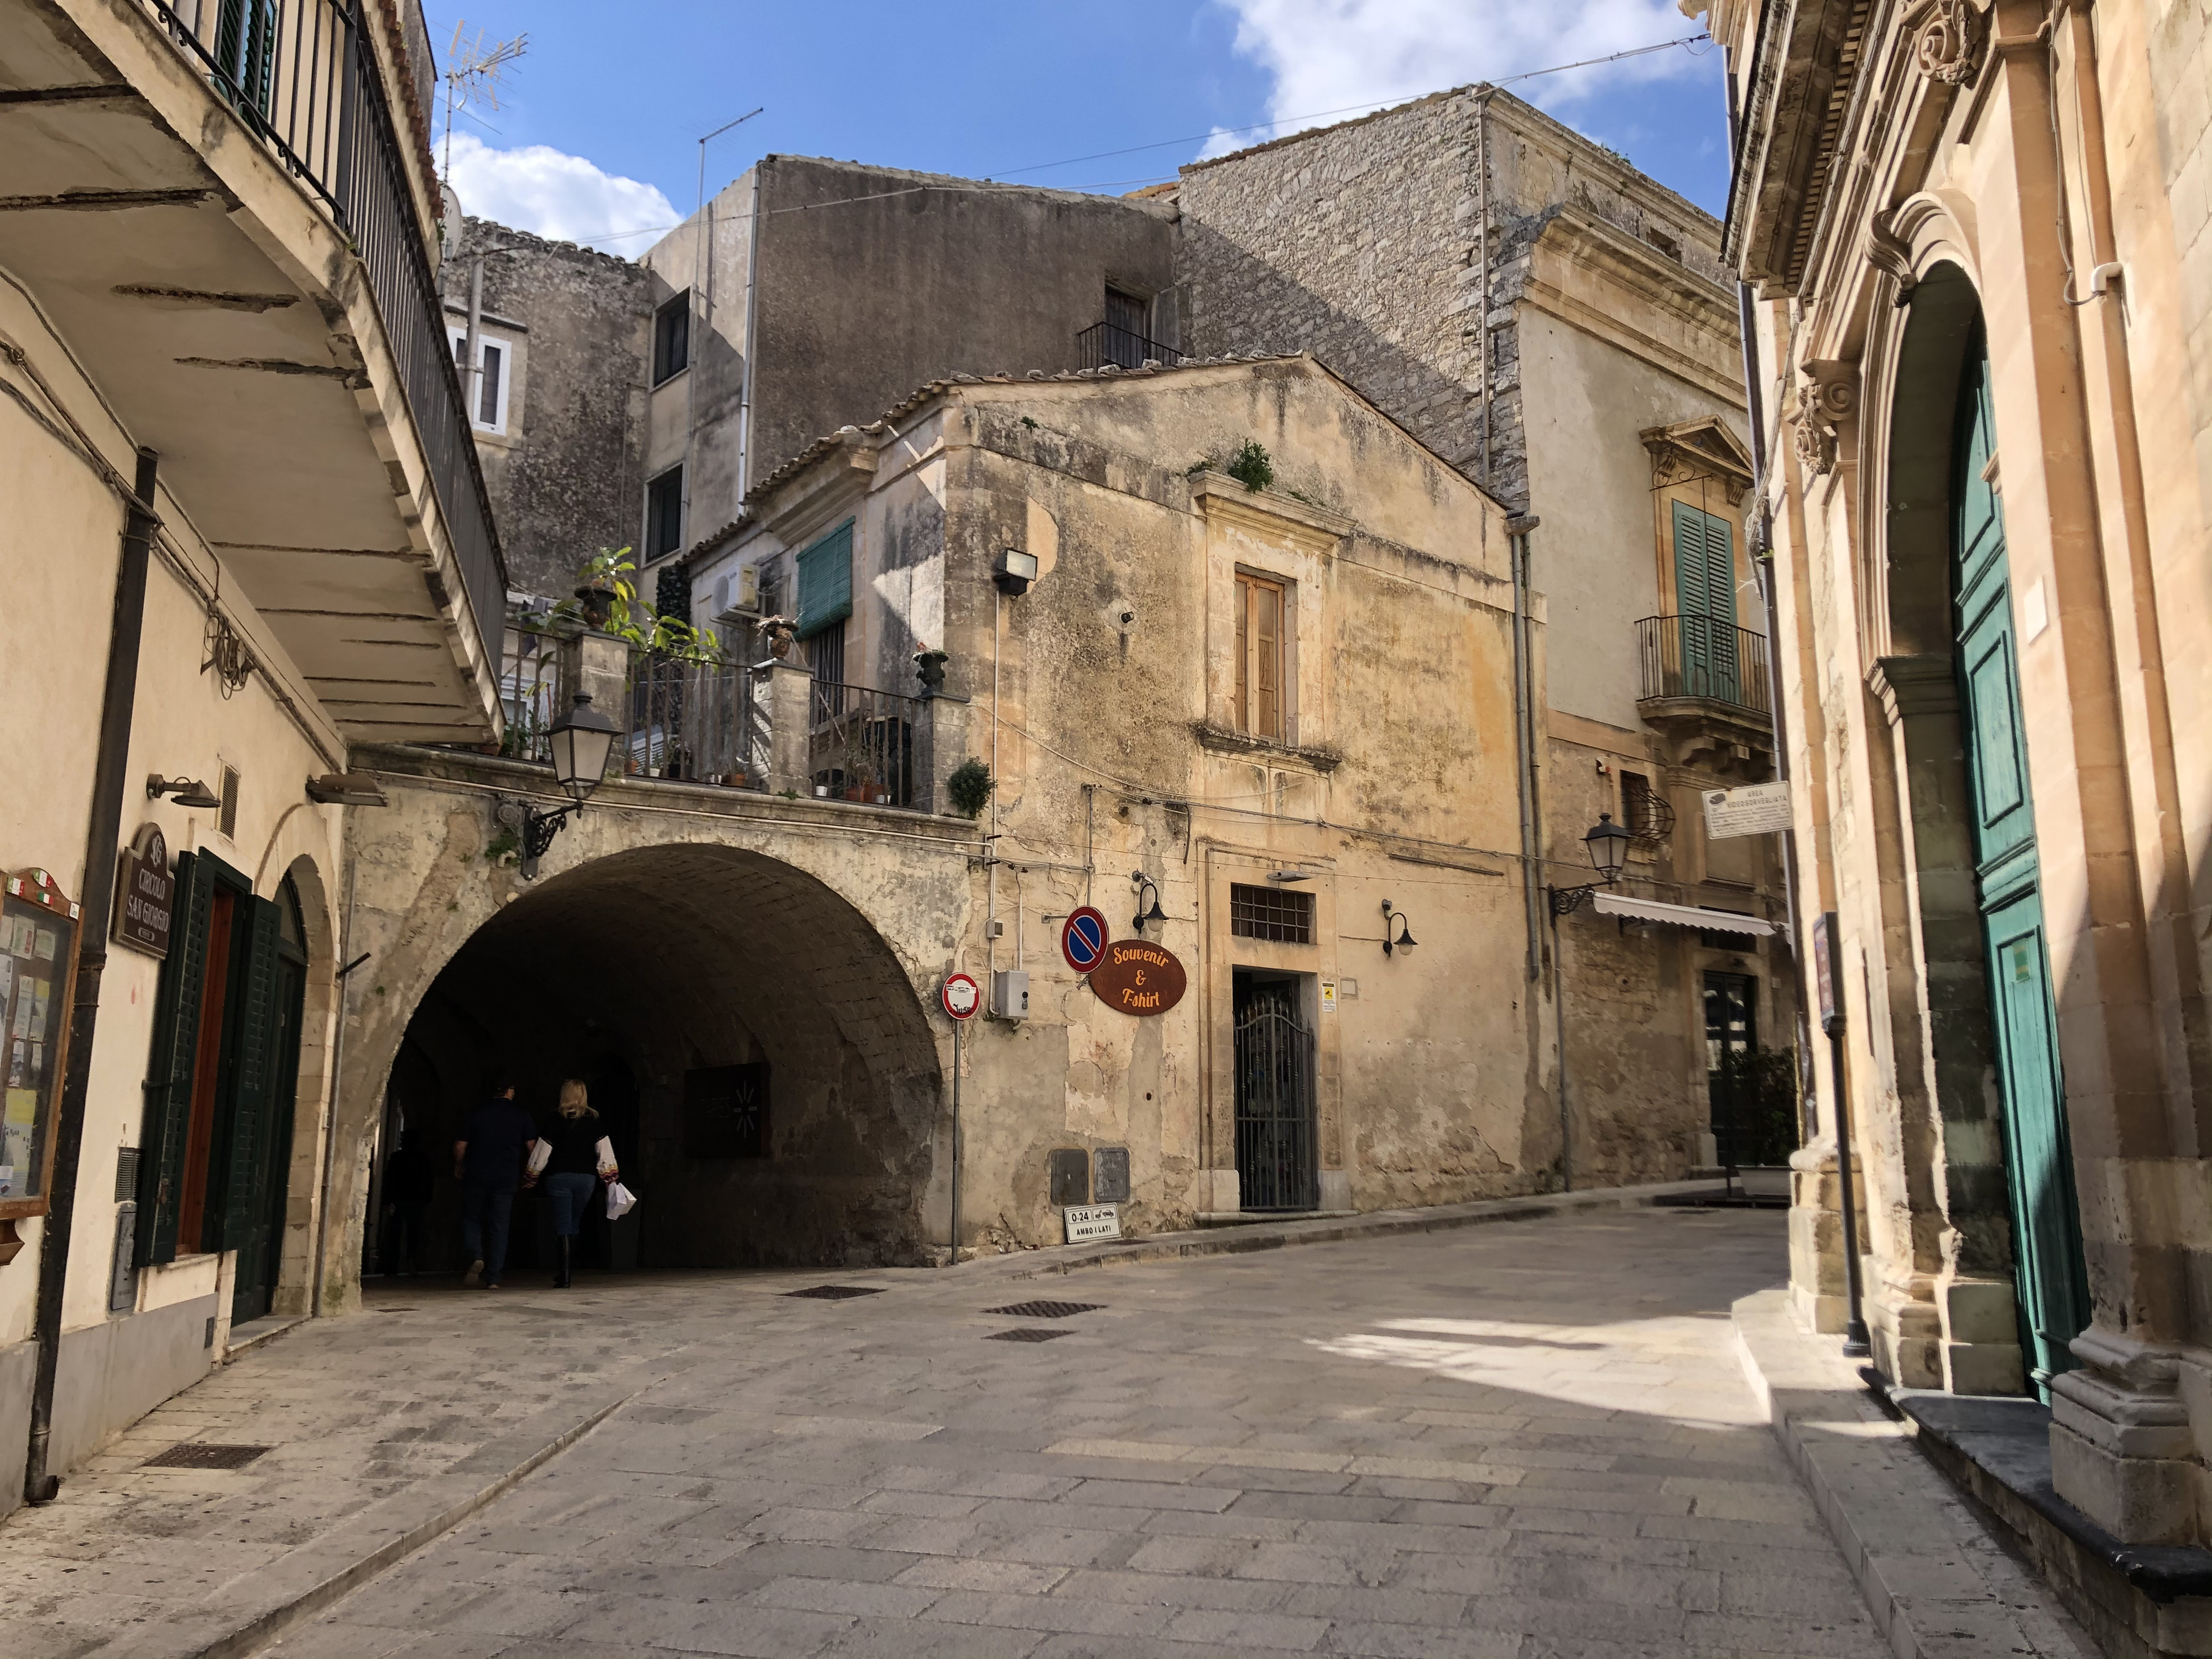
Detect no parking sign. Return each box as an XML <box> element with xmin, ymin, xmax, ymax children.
<box><xmin>1061</xmin><ymin>906</ymin><xmax>1109</xmax><ymax>974</ymax></box>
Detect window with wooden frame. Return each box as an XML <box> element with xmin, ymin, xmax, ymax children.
<box><xmin>1233</xmin><ymin>571</ymin><xmax>1288</xmax><ymax>742</ymax></box>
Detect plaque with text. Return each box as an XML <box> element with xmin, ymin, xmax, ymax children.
<box><xmin>113</xmin><ymin>823</ymin><xmax>173</xmax><ymax>959</ymax></box>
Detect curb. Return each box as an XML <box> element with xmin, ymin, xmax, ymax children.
<box><xmin>987</xmin><ymin>1177</ymin><xmax>1737</xmax><ymax>1280</ymax></box>
<box><xmin>1731</xmin><ymin>1288</ymin><xmax>2095</xmax><ymax>1659</ymax></box>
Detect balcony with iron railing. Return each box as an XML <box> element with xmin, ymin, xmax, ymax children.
<box><xmin>1076</xmin><ymin>320</ymin><xmax>1185</xmax><ymax>372</ymax></box>
<box><xmin>138</xmin><ymin>0</ymin><xmax>505</xmax><ymax>647</ymax></box>
<box><xmin>1633</xmin><ymin>615</ymin><xmax>1775</xmax><ymax>771</ymax></box>
<box><xmin>495</xmin><ymin>622</ymin><xmax>944</xmax><ymax>811</ymax></box>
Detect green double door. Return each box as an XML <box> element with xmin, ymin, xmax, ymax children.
<box><xmin>1952</xmin><ymin>336</ymin><xmax>2090</xmax><ymax>1398</ymax></box>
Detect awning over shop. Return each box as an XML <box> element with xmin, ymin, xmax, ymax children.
<box><xmin>1590</xmin><ymin>893</ymin><xmax>1776</xmax><ymax>936</ymax></box>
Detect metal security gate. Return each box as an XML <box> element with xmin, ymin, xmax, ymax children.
<box><xmin>1234</xmin><ymin>979</ymin><xmax>1317</xmax><ymax>1211</ymax></box>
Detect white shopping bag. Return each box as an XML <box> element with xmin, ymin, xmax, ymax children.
<box><xmin>606</xmin><ymin>1180</ymin><xmax>638</xmax><ymax>1220</ymax></box>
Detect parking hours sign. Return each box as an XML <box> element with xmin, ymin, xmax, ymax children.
<box><xmin>940</xmin><ymin>973</ymin><xmax>980</xmax><ymax>1021</ymax></box>
<box><xmin>1061</xmin><ymin>906</ymin><xmax>1109</xmax><ymax>974</ymax></box>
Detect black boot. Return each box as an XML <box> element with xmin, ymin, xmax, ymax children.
<box><xmin>554</xmin><ymin>1237</ymin><xmax>572</xmax><ymax>1288</ymax></box>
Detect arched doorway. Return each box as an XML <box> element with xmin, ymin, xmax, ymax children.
<box><xmin>367</xmin><ymin>842</ymin><xmax>943</xmax><ymax>1280</ymax></box>
<box><xmin>1881</xmin><ymin>264</ymin><xmax>2090</xmax><ymax>1399</ymax></box>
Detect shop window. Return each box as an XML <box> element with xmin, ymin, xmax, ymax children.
<box><xmin>653</xmin><ymin>291</ymin><xmax>690</xmax><ymax>385</ymax></box>
<box><xmin>1234</xmin><ymin>571</ymin><xmax>1289</xmax><ymax>742</ymax></box>
<box><xmin>1230</xmin><ymin>883</ymin><xmax>1313</xmax><ymax>944</ymax></box>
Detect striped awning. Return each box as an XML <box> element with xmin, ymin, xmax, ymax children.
<box><xmin>1590</xmin><ymin>892</ymin><xmax>1775</xmax><ymax>936</ymax></box>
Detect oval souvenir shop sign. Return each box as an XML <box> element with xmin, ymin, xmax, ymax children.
<box><xmin>1088</xmin><ymin>940</ymin><xmax>1187</xmax><ymax>1017</ymax></box>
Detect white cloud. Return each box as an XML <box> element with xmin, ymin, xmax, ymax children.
<box><xmin>1203</xmin><ymin>0</ymin><xmax>1708</xmax><ymax>156</ymax></box>
<box><xmin>443</xmin><ymin>132</ymin><xmax>677</xmax><ymax>252</ymax></box>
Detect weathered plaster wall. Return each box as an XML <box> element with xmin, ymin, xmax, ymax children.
<box><xmin>445</xmin><ymin>218</ymin><xmax>651</xmax><ymax>601</ymax></box>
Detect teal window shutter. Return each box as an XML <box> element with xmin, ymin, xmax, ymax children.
<box><xmin>139</xmin><ymin>853</ymin><xmax>216</xmax><ymax>1266</ymax></box>
<box><xmin>210</xmin><ymin>896</ymin><xmax>283</xmax><ymax>1255</ymax></box>
<box><xmin>1671</xmin><ymin>502</ymin><xmax>1738</xmax><ymax>701</ymax></box>
<box><xmin>795</xmin><ymin>520</ymin><xmax>854</xmax><ymax>640</ymax></box>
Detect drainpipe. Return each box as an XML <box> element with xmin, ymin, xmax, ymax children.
<box><xmin>462</xmin><ymin>255</ymin><xmax>483</xmax><ymax>425</ymax></box>
<box><xmin>734</xmin><ymin>168</ymin><xmax>764</xmax><ymax>501</ymax></box>
<box><xmin>24</xmin><ymin>448</ymin><xmax>159</xmax><ymax>1505</ymax></box>
<box><xmin>1508</xmin><ymin>513</ymin><xmax>1542</xmax><ymax>982</ymax></box>
<box><xmin>1729</xmin><ymin>63</ymin><xmax>1816</xmax><ymax>1127</ymax></box>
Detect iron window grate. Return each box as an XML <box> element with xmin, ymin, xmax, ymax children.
<box><xmin>785</xmin><ymin>1285</ymin><xmax>885</xmax><ymax>1300</ymax></box>
<box><xmin>985</xmin><ymin>1328</ymin><xmax>1072</xmax><ymax>1342</ymax></box>
<box><xmin>1230</xmin><ymin>884</ymin><xmax>1313</xmax><ymax>944</ymax></box>
<box><xmin>985</xmin><ymin>1301</ymin><xmax>1103</xmax><ymax>1319</ymax></box>
<box><xmin>142</xmin><ymin>1443</ymin><xmax>270</xmax><ymax>1470</ymax></box>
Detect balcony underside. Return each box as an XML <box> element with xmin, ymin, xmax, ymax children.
<box><xmin>0</xmin><ymin>0</ymin><xmax>496</xmax><ymax>743</ymax></box>
<box><xmin>1636</xmin><ymin>695</ymin><xmax>1775</xmax><ymax>779</ymax></box>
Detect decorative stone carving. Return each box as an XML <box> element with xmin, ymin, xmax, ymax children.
<box><xmin>1865</xmin><ymin>210</ymin><xmax>1918</xmax><ymax>305</ymax></box>
<box><xmin>1792</xmin><ymin>359</ymin><xmax>1859</xmax><ymax>479</ymax></box>
<box><xmin>1913</xmin><ymin>0</ymin><xmax>1984</xmax><ymax>86</ymax></box>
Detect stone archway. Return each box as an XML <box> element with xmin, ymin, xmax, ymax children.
<box><xmin>319</xmin><ymin>760</ymin><xmax>978</xmax><ymax>1309</ymax></box>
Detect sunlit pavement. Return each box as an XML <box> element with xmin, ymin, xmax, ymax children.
<box><xmin>232</xmin><ymin>1206</ymin><xmax>1885</xmax><ymax>1659</ymax></box>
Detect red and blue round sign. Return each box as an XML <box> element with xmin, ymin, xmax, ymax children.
<box><xmin>1061</xmin><ymin>905</ymin><xmax>1110</xmax><ymax>974</ymax></box>
<box><xmin>940</xmin><ymin>973</ymin><xmax>980</xmax><ymax>1021</ymax></box>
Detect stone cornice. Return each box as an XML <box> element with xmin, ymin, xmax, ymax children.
<box><xmin>1867</xmin><ymin>653</ymin><xmax>1957</xmax><ymax>726</ymax></box>
<box><xmin>1188</xmin><ymin>472</ymin><xmax>1354</xmax><ymax>551</ymax></box>
<box><xmin>1520</xmin><ymin>207</ymin><xmax>1744</xmax><ymax>404</ymax></box>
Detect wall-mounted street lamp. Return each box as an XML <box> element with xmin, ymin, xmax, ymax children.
<box><xmin>994</xmin><ymin>549</ymin><xmax>1039</xmax><ymax>597</ymax></box>
<box><xmin>1381</xmin><ymin>900</ymin><xmax>1418</xmax><ymax>957</ymax></box>
<box><xmin>1547</xmin><ymin>813</ymin><xmax>1632</xmax><ymax>917</ymax></box>
<box><xmin>1130</xmin><ymin>871</ymin><xmax>1167</xmax><ymax>935</ymax></box>
<box><xmin>146</xmin><ymin>774</ymin><xmax>221</xmax><ymax>809</ymax></box>
<box><xmin>503</xmin><ymin>693</ymin><xmax>618</xmax><ymax>879</ymax></box>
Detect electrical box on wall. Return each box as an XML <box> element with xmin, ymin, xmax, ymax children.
<box><xmin>990</xmin><ymin>970</ymin><xmax>1029</xmax><ymax>1020</ymax></box>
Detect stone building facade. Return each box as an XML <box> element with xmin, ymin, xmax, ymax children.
<box><xmin>440</xmin><ymin>220</ymin><xmax>651</xmax><ymax>603</ymax></box>
<box><xmin>1701</xmin><ymin>0</ymin><xmax>2212</xmax><ymax>1636</ymax></box>
<box><xmin>1174</xmin><ymin>92</ymin><xmax>1796</xmax><ymax>1193</ymax></box>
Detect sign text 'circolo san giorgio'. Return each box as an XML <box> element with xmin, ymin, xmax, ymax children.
<box><xmin>1087</xmin><ymin>940</ymin><xmax>1187</xmax><ymax>1017</ymax></box>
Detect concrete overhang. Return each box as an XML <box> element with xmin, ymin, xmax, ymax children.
<box><xmin>0</xmin><ymin>0</ymin><xmax>501</xmax><ymax>745</ymax></box>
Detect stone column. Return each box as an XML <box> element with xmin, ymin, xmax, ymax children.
<box><xmin>759</xmin><ymin>660</ymin><xmax>814</xmax><ymax>796</ymax></box>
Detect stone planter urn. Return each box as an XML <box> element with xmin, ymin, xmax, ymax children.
<box><xmin>759</xmin><ymin>614</ymin><xmax>798</xmax><ymax>661</ymax></box>
<box><xmin>914</xmin><ymin>648</ymin><xmax>950</xmax><ymax>697</ymax></box>
<box><xmin>575</xmin><ymin>585</ymin><xmax>617</xmax><ymax>629</ymax></box>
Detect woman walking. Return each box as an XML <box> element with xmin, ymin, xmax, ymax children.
<box><xmin>538</xmin><ymin>1079</ymin><xmax>617</xmax><ymax>1288</ymax></box>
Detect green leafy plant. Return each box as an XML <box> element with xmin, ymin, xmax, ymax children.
<box><xmin>947</xmin><ymin>758</ymin><xmax>994</xmax><ymax>820</ymax></box>
<box><xmin>483</xmin><ymin>827</ymin><xmax>520</xmax><ymax>865</ymax></box>
<box><xmin>550</xmin><ymin>547</ymin><xmax>721</xmax><ymax>661</ymax></box>
<box><xmin>1226</xmin><ymin>439</ymin><xmax>1274</xmax><ymax>492</ymax></box>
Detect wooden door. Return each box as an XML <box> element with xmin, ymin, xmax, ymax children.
<box><xmin>1952</xmin><ymin>333</ymin><xmax>2089</xmax><ymax>1398</ymax></box>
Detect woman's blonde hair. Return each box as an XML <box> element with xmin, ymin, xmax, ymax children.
<box><xmin>557</xmin><ymin>1079</ymin><xmax>596</xmax><ymax>1120</ymax></box>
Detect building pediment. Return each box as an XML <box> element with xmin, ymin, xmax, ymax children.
<box><xmin>1641</xmin><ymin>418</ymin><xmax>1755</xmax><ymax>505</ymax></box>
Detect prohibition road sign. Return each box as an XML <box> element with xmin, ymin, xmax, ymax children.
<box><xmin>940</xmin><ymin>972</ymin><xmax>980</xmax><ymax>1021</ymax></box>
<box><xmin>1061</xmin><ymin>905</ymin><xmax>1110</xmax><ymax>974</ymax></box>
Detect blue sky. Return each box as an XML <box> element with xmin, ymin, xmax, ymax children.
<box><xmin>428</xmin><ymin>1</ymin><xmax>1728</xmax><ymax>253</ymax></box>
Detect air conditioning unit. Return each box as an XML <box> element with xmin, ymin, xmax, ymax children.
<box><xmin>713</xmin><ymin>564</ymin><xmax>761</xmax><ymax>619</ymax></box>
<box><xmin>990</xmin><ymin>970</ymin><xmax>1029</xmax><ymax>1021</ymax></box>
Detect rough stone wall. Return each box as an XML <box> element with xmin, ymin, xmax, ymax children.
<box><xmin>446</xmin><ymin>218</ymin><xmax>649</xmax><ymax>600</ymax></box>
<box><xmin>1177</xmin><ymin>87</ymin><xmax>1729</xmax><ymax>510</ymax></box>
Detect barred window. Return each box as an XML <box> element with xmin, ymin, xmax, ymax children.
<box><xmin>1230</xmin><ymin>883</ymin><xmax>1313</xmax><ymax>943</ymax></box>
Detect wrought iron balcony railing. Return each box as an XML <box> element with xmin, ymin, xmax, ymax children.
<box><xmin>809</xmin><ymin>681</ymin><xmax>926</xmax><ymax>808</ymax></box>
<box><xmin>1634</xmin><ymin>615</ymin><xmax>1773</xmax><ymax>719</ymax></box>
<box><xmin>1076</xmin><ymin>320</ymin><xmax>1184</xmax><ymax>372</ymax></box>
<box><xmin>499</xmin><ymin>625</ymin><xmax>765</xmax><ymax>787</ymax></box>
<box><xmin>142</xmin><ymin>0</ymin><xmax>506</xmax><ymax>647</ymax></box>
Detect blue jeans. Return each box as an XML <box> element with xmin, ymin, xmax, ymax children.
<box><xmin>461</xmin><ymin>1180</ymin><xmax>517</xmax><ymax>1280</ymax></box>
<box><xmin>544</xmin><ymin>1171</ymin><xmax>598</xmax><ymax>1238</ymax></box>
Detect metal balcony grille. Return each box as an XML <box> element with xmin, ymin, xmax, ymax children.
<box><xmin>1633</xmin><ymin>615</ymin><xmax>1773</xmax><ymax>718</ymax></box>
<box><xmin>1076</xmin><ymin>321</ymin><xmax>1184</xmax><ymax>372</ymax></box>
<box><xmin>141</xmin><ymin>0</ymin><xmax>507</xmax><ymax>651</ymax></box>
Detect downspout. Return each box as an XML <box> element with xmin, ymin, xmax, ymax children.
<box><xmin>1729</xmin><ymin>64</ymin><xmax>1815</xmax><ymax>1124</ymax></box>
<box><xmin>734</xmin><ymin>168</ymin><xmax>764</xmax><ymax>502</ymax></box>
<box><xmin>24</xmin><ymin>447</ymin><xmax>159</xmax><ymax>1505</ymax></box>
<box><xmin>462</xmin><ymin>255</ymin><xmax>483</xmax><ymax>424</ymax></box>
<box><xmin>1509</xmin><ymin>514</ymin><xmax>1542</xmax><ymax>982</ymax></box>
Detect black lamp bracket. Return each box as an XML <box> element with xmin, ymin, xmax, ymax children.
<box><xmin>1548</xmin><ymin>882</ymin><xmax>1606</xmax><ymax>919</ymax></box>
<box><xmin>495</xmin><ymin>796</ymin><xmax>584</xmax><ymax>880</ymax></box>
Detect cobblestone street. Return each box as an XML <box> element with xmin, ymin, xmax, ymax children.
<box><xmin>13</xmin><ymin>1205</ymin><xmax>1907</xmax><ymax>1659</ymax></box>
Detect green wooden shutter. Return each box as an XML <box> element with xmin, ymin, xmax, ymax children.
<box><xmin>795</xmin><ymin>520</ymin><xmax>854</xmax><ymax>640</ymax></box>
<box><xmin>138</xmin><ymin>853</ymin><xmax>216</xmax><ymax>1266</ymax></box>
<box><xmin>211</xmin><ymin>896</ymin><xmax>283</xmax><ymax>1256</ymax></box>
<box><xmin>1671</xmin><ymin>502</ymin><xmax>1738</xmax><ymax>701</ymax></box>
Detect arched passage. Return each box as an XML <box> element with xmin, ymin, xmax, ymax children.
<box><xmin>373</xmin><ymin>842</ymin><xmax>944</xmax><ymax>1275</ymax></box>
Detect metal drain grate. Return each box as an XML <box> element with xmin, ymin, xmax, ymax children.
<box><xmin>984</xmin><ymin>1301</ymin><xmax>1102</xmax><ymax>1319</ymax></box>
<box><xmin>784</xmin><ymin>1285</ymin><xmax>886</xmax><ymax>1300</ymax></box>
<box><xmin>984</xmin><ymin>1327</ymin><xmax>1072</xmax><ymax>1342</ymax></box>
<box><xmin>142</xmin><ymin>1443</ymin><xmax>270</xmax><ymax>1470</ymax></box>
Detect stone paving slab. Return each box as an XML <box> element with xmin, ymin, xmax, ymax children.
<box><xmin>9</xmin><ymin>1201</ymin><xmax>1891</xmax><ymax>1658</ymax></box>
<box><xmin>1730</xmin><ymin>1286</ymin><xmax>2096</xmax><ymax>1658</ymax></box>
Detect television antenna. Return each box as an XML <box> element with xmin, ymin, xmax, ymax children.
<box><xmin>439</xmin><ymin>20</ymin><xmax>529</xmax><ymax>192</ymax></box>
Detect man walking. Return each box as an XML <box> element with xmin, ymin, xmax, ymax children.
<box><xmin>453</xmin><ymin>1078</ymin><xmax>538</xmax><ymax>1290</ymax></box>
